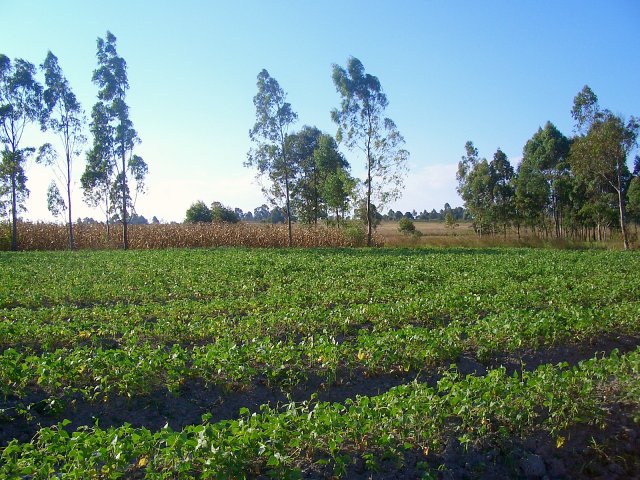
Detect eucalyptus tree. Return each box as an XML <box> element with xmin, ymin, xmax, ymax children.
<box><xmin>88</xmin><ymin>31</ymin><xmax>147</xmax><ymax>249</ymax></box>
<box><xmin>569</xmin><ymin>85</ymin><xmax>638</xmax><ymax>249</ymax></box>
<box><xmin>518</xmin><ymin>122</ymin><xmax>571</xmax><ymax>236</ymax></box>
<box><xmin>287</xmin><ymin>126</ymin><xmax>322</xmax><ymax>224</ymax></box>
<box><xmin>514</xmin><ymin>160</ymin><xmax>548</xmax><ymax>234</ymax></box>
<box><xmin>571</xmin><ymin>112</ymin><xmax>638</xmax><ymax>249</ymax></box>
<box><xmin>0</xmin><ymin>54</ymin><xmax>43</xmax><ymax>250</ymax></box>
<box><xmin>287</xmin><ymin>126</ymin><xmax>353</xmax><ymax>224</ymax></box>
<box><xmin>246</xmin><ymin>69</ymin><xmax>298</xmax><ymax>246</ymax></box>
<box><xmin>38</xmin><ymin>51</ymin><xmax>85</xmax><ymax>249</ymax></box>
<box><xmin>627</xmin><ymin>157</ymin><xmax>640</xmax><ymax>227</ymax></box>
<box><xmin>457</xmin><ymin>141</ymin><xmax>493</xmax><ymax>235</ymax></box>
<box><xmin>81</xmin><ymin>101</ymin><xmax>115</xmax><ymax>232</ymax></box>
<box><xmin>315</xmin><ymin>134</ymin><xmax>356</xmax><ymax>225</ymax></box>
<box><xmin>331</xmin><ymin>57</ymin><xmax>409</xmax><ymax>246</ymax></box>
<box><xmin>489</xmin><ymin>148</ymin><xmax>515</xmax><ymax>235</ymax></box>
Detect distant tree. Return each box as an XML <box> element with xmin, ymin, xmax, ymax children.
<box><xmin>386</xmin><ymin>208</ymin><xmax>394</xmax><ymax>220</ymax></box>
<box><xmin>151</xmin><ymin>215</ymin><xmax>160</xmax><ymax>224</ymax></box>
<box><xmin>444</xmin><ymin>211</ymin><xmax>456</xmax><ymax>228</ymax></box>
<box><xmin>185</xmin><ymin>200</ymin><xmax>212</xmax><ymax>223</ymax></box>
<box><xmin>355</xmin><ymin>200</ymin><xmax>382</xmax><ymax>229</ymax></box>
<box><xmin>331</xmin><ymin>56</ymin><xmax>409</xmax><ymax>246</ymax></box>
<box><xmin>398</xmin><ymin>217</ymin><xmax>416</xmax><ymax>234</ymax></box>
<box><xmin>211</xmin><ymin>201</ymin><xmax>240</xmax><ymax>223</ymax></box>
<box><xmin>129</xmin><ymin>213</ymin><xmax>148</xmax><ymax>225</ymax></box>
<box><xmin>39</xmin><ymin>51</ymin><xmax>85</xmax><ymax>249</ymax></box>
<box><xmin>246</xmin><ymin>69</ymin><xmax>298</xmax><ymax>246</ymax></box>
<box><xmin>270</xmin><ymin>206</ymin><xmax>285</xmax><ymax>224</ymax></box>
<box><xmin>253</xmin><ymin>204</ymin><xmax>270</xmax><ymax>222</ymax></box>
<box><xmin>0</xmin><ymin>54</ymin><xmax>43</xmax><ymax>250</ymax></box>
<box><xmin>90</xmin><ymin>31</ymin><xmax>148</xmax><ymax>249</ymax></box>
<box><xmin>452</xmin><ymin>206</ymin><xmax>465</xmax><ymax>220</ymax></box>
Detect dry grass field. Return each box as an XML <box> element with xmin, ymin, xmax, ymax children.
<box><xmin>376</xmin><ymin>220</ymin><xmax>634</xmax><ymax>249</ymax></box>
<box><xmin>2</xmin><ymin>220</ymin><xmax>635</xmax><ymax>250</ymax></box>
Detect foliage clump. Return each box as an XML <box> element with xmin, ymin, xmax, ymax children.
<box><xmin>397</xmin><ymin>217</ymin><xmax>416</xmax><ymax>234</ymax></box>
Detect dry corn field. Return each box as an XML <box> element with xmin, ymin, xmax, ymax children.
<box><xmin>0</xmin><ymin>222</ymin><xmax>381</xmax><ymax>250</ymax></box>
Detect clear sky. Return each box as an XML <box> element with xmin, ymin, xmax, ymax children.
<box><xmin>2</xmin><ymin>0</ymin><xmax>640</xmax><ymax>222</ymax></box>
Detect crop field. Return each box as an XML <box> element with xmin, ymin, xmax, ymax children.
<box><xmin>1</xmin><ymin>248</ymin><xmax>639</xmax><ymax>478</ymax></box>
<box><xmin>0</xmin><ymin>223</ymin><xmax>373</xmax><ymax>251</ymax></box>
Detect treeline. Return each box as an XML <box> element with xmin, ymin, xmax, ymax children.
<box><xmin>457</xmin><ymin>86</ymin><xmax>639</xmax><ymax>249</ymax></box>
<box><xmin>0</xmin><ymin>32</ymin><xmax>146</xmax><ymax>251</ymax></box>
<box><xmin>185</xmin><ymin>200</ymin><xmax>467</xmax><ymax>226</ymax></box>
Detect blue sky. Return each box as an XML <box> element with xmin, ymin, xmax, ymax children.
<box><xmin>2</xmin><ymin>1</ymin><xmax>639</xmax><ymax>221</ymax></box>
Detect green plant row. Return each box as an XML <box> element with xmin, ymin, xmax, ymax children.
<box><xmin>2</xmin><ymin>298</ymin><xmax>638</xmax><ymax>406</ymax></box>
<box><xmin>2</xmin><ymin>249</ymin><xmax>637</xmax><ymax>312</ymax></box>
<box><xmin>2</xmin><ymin>347</ymin><xmax>638</xmax><ymax>479</ymax></box>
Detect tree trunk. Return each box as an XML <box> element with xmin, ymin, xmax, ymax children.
<box><xmin>105</xmin><ymin>193</ymin><xmax>110</xmax><ymax>237</ymax></box>
<box><xmin>66</xmin><ymin>151</ymin><xmax>74</xmax><ymax>250</ymax></box>
<box><xmin>122</xmin><ymin>149</ymin><xmax>128</xmax><ymax>250</ymax></box>
<box><xmin>10</xmin><ymin>163</ymin><xmax>17</xmax><ymax>252</ymax></box>
<box><xmin>616</xmin><ymin>163</ymin><xmax>630</xmax><ymax>250</ymax></box>
<box><xmin>366</xmin><ymin>163</ymin><xmax>372</xmax><ymax>247</ymax></box>
<box><xmin>617</xmin><ymin>188</ymin><xmax>629</xmax><ymax>250</ymax></box>
<box><xmin>285</xmin><ymin>175</ymin><xmax>292</xmax><ymax>247</ymax></box>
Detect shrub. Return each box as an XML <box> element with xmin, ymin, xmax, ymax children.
<box><xmin>185</xmin><ymin>201</ymin><xmax>212</xmax><ymax>223</ymax></box>
<box><xmin>398</xmin><ymin>217</ymin><xmax>416</xmax><ymax>234</ymax></box>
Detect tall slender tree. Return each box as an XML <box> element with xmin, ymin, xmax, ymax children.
<box><xmin>246</xmin><ymin>69</ymin><xmax>298</xmax><ymax>246</ymax></box>
<box><xmin>457</xmin><ymin>141</ymin><xmax>492</xmax><ymax>235</ymax></box>
<box><xmin>489</xmin><ymin>148</ymin><xmax>515</xmax><ymax>235</ymax></box>
<box><xmin>331</xmin><ymin>57</ymin><xmax>408</xmax><ymax>246</ymax></box>
<box><xmin>89</xmin><ymin>31</ymin><xmax>147</xmax><ymax>249</ymax></box>
<box><xmin>39</xmin><ymin>51</ymin><xmax>85</xmax><ymax>249</ymax></box>
<box><xmin>0</xmin><ymin>54</ymin><xmax>43</xmax><ymax>250</ymax></box>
